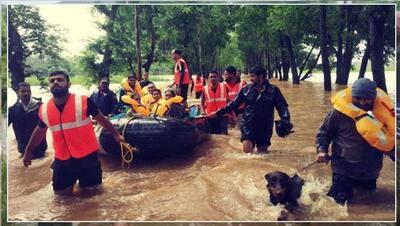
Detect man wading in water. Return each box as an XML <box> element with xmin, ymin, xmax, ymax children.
<box><xmin>316</xmin><ymin>78</ymin><xmax>395</xmax><ymax>205</ymax></box>
<box><xmin>23</xmin><ymin>71</ymin><xmax>124</xmax><ymax>196</ymax></box>
<box><xmin>208</xmin><ymin>66</ymin><xmax>292</xmax><ymax>153</ymax></box>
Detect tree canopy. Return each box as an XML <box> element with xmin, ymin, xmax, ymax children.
<box><xmin>8</xmin><ymin>5</ymin><xmax>395</xmax><ymax>92</ymax></box>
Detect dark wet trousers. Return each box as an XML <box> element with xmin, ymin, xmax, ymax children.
<box><xmin>327</xmin><ymin>173</ymin><xmax>377</xmax><ymax>205</ymax></box>
<box><xmin>208</xmin><ymin>116</ymin><xmax>228</xmax><ymax>135</ymax></box>
<box><xmin>179</xmin><ymin>84</ymin><xmax>189</xmax><ymax>101</ymax></box>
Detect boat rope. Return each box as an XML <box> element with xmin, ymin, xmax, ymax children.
<box><xmin>120</xmin><ymin>116</ymin><xmax>138</xmax><ymax>168</ymax></box>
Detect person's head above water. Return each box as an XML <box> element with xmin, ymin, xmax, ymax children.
<box><xmin>152</xmin><ymin>88</ymin><xmax>162</xmax><ymax>102</ymax></box>
<box><xmin>209</xmin><ymin>70</ymin><xmax>219</xmax><ymax>87</ymax></box>
<box><xmin>249</xmin><ymin>66</ymin><xmax>266</xmax><ymax>84</ymax></box>
<box><xmin>224</xmin><ymin>66</ymin><xmax>237</xmax><ymax>83</ymax></box>
<box><xmin>351</xmin><ymin>78</ymin><xmax>377</xmax><ymax>111</ymax></box>
<box><xmin>17</xmin><ymin>82</ymin><xmax>31</xmax><ymax>104</ymax></box>
<box><xmin>164</xmin><ymin>88</ymin><xmax>176</xmax><ymax>100</ymax></box>
<box><xmin>147</xmin><ymin>83</ymin><xmax>156</xmax><ymax>95</ymax></box>
<box><xmin>171</xmin><ymin>49</ymin><xmax>182</xmax><ymax>61</ymax></box>
<box><xmin>99</xmin><ymin>77</ymin><xmax>110</xmax><ymax>92</ymax></box>
<box><xmin>128</xmin><ymin>73</ymin><xmax>137</xmax><ymax>88</ymax></box>
<box><xmin>49</xmin><ymin>71</ymin><xmax>71</xmax><ymax>98</ymax></box>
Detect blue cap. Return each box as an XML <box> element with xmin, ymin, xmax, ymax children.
<box><xmin>351</xmin><ymin>78</ymin><xmax>377</xmax><ymax>99</ymax></box>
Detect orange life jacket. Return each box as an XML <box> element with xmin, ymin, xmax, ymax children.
<box><xmin>194</xmin><ymin>77</ymin><xmax>204</xmax><ymax>92</ymax></box>
<box><xmin>203</xmin><ymin>83</ymin><xmax>227</xmax><ymax>114</ymax></box>
<box><xmin>39</xmin><ymin>94</ymin><xmax>99</xmax><ymax>160</ymax></box>
<box><xmin>332</xmin><ymin>88</ymin><xmax>395</xmax><ymax>152</ymax></box>
<box><xmin>174</xmin><ymin>58</ymin><xmax>190</xmax><ymax>85</ymax></box>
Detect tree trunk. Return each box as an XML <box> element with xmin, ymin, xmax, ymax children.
<box><xmin>8</xmin><ymin>8</ymin><xmax>25</xmax><ymax>91</ymax></box>
<box><xmin>99</xmin><ymin>5</ymin><xmax>118</xmax><ymax>80</ymax></box>
<box><xmin>279</xmin><ymin>36</ymin><xmax>290</xmax><ymax>81</ymax></box>
<box><xmin>358</xmin><ymin>41</ymin><xmax>370</xmax><ymax>79</ymax></box>
<box><xmin>320</xmin><ymin>6</ymin><xmax>332</xmax><ymax>91</ymax></box>
<box><xmin>134</xmin><ymin>5</ymin><xmax>142</xmax><ymax>81</ymax></box>
<box><xmin>267</xmin><ymin>50</ymin><xmax>272</xmax><ymax>79</ymax></box>
<box><xmin>197</xmin><ymin>24</ymin><xmax>203</xmax><ymax>75</ymax></box>
<box><xmin>142</xmin><ymin>6</ymin><xmax>157</xmax><ymax>73</ymax></box>
<box><xmin>301</xmin><ymin>50</ymin><xmax>321</xmax><ymax>81</ymax></box>
<box><xmin>298</xmin><ymin>43</ymin><xmax>315</xmax><ymax>78</ymax></box>
<box><xmin>275</xmin><ymin>54</ymin><xmax>282</xmax><ymax>80</ymax></box>
<box><xmin>335</xmin><ymin>6</ymin><xmax>345</xmax><ymax>84</ymax></box>
<box><xmin>283</xmin><ymin>35</ymin><xmax>299</xmax><ymax>84</ymax></box>
<box><xmin>369</xmin><ymin>6</ymin><xmax>387</xmax><ymax>92</ymax></box>
<box><xmin>340</xmin><ymin>6</ymin><xmax>357</xmax><ymax>85</ymax></box>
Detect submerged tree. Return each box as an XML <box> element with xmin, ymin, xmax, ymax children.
<box><xmin>320</xmin><ymin>5</ymin><xmax>331</xmax><ymax>91</ymax></box>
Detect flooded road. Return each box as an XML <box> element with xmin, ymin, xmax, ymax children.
<box><xmin>7</xmin><ymin>75</ymin><xmax>395</xmax><ymax>221</ymax></box>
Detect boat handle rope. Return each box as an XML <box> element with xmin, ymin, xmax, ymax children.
<box><xmin>120</xmin><ymin>116</ymin><xmax>138</xmax><ymax>168</ymax></box>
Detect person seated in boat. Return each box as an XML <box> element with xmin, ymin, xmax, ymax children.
<box><xmin>164</xmin><ymin>88</ymin><xmax>187</xmax><ymax>118</ymax></box>
<box><xmin>141</xmin><ymin>83</ymin><xmax>157</xmax><ymax>108</ymax></box>
<box><xmin>119</xmin><ymin>73</ymin><xmax>143</xmax><ymax>103</ymax></box>
<box><xmin>122</xmin><ymin>89</ymin><xmax>183</xmax><ymax>117</ymax></box>
<box><xmin>90</xmin><ymin>77</ymin><xmax>119</xmax><ymax>116</ymax></box>
<box><xmin>121</xmin><ymin>93</ymin><xmax>150</xmax><ymax>116</ymax></box>
<box><xmin>316</xmin><ymin>78</ymin><xmax>395</xmax><ymax>205</ymax></box>
<box><xmin>139</xmin><ymin>71</ymin><xmax>154</xmax><ymax>88</ymax></box>
<box><xmin>148</xmin><ymin>89</ymin><xmax>184</xmax><ymax>117</ymax></box>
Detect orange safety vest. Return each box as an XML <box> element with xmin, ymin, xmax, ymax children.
<box><xmin>174</xmin><ymin>58</ymin><xmax>190</xmax><ymax>85</ymax></box>
<box><xmin>194</xmin><ymin>77</ymin><xmax>204</xmax><ymax>92</ymax></box>
<box><xmin>225</xmin><ymin>80</ymin><xmax>247</xmax><ymax>101</ymax></box>
<box><xmin>39</xmin><ymin>94</ymin><xmax>99</xmax><ymax>160</ymax></box>
<box><xmin>225</xmin><ymin>80</ymin><xmax>246</xmax><ymax>110</ymax></box>
<box><xmin>203</xmin><ymin>83</ymin><xmax>228</xmax><ymax>114</ymax></box>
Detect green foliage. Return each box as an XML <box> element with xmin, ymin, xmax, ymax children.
<box><xmin>1</xmin><ymin>6</ymin><xmax>6</xmax><ymax>113</ymax></box>
<box><xmin>1</xmin><ymin>157</ymin><xmax>6</xmax><ymax>225</ymax></box>
<box><xmin>8</xmin><ymin>5</ymin><xmax>65</xmax><ymax>89</ymax></box>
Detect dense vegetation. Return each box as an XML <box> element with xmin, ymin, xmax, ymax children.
<box><xmin>8</xmin><ymin>5</ymin><xmax>395</xmax><ymax>92</ymax></box>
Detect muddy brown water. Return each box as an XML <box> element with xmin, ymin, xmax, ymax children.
<box><xmin>7</xmin><ymin>79</ymin><xmax>395</xmax><ymax>221</ymax></box>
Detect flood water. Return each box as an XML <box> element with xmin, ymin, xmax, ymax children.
<box><xmin>7</xmin><ymin>73</ymin><xmax>396</xmax><ymax>221</ymax></box>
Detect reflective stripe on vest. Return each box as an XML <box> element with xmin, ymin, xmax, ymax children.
<box><xmin>204</xmin><ymin>83</ymin><xmax>227</xmax><ymax>114</ymax></box>
<box><xmin>174</xmin><ymin>58</ymin><xmax>190</xmax><ymax>84</ymax></box>
<box><xmin>226</xmin><ymin>80</ymin><xmax>245</xmax><ymax>97</ymax></box>
<box><xmin>205</xmin><ymin>83</ymin><xmax>226</xmax><ymax>103</ymax></box>
<box><xmin>41</xmin><ymin>95</ymin><xmax>92</xmax><ymax>132</ymax></box>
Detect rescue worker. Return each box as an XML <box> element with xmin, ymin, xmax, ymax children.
<box><xmin>224</xmin><ymin>66</ymin><xmax>247</xmax><ymax>126</ymax></box>
<box><xmin>208</xmin><ymin>66</ymin><xmax>291</xmax><ymax>153</ymax></box>
<box><xmin>139</xmin><ymin>71</ymin><xmax>153</xmax><ymax>88</ymax></box>
<box><xmin>171</xmin><ymin>49</ymin><xmax>191</xmax><ymax>102</ymax></box>
<box><xmin>316</xmin><ymin>78</ymin><xmax>395</xmax><ymax>205</ymax></box>
<box><xmin>119</xmin><ymin>73</ymin><xmax>142</xmax><ymax>103</ymax></box>
<box><xmin>201</xmin><ymin>71</ymin><xmax>229</xmax><ymax>135</ymax></box>
<box><xmin>90</xmin><ymin>77</ymin><xmax>118</xmax><ymax>116</ymax></box>
<box><xmin>191</xmin><ymin>73</ymin><xmax>205</xmax><ymax>99</ymax></box>
<box><xmin>23</xmin><ymin>71</ymin><xmax>124</xmax><ymax>196</ymax></box>
<box><xmin>9</xmin><ymin>82</ymin><xmax>47</xmax><ymax>158</ymax></box>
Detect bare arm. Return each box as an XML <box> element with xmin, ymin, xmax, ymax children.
<box><xmin>23</xmin><ymin>126</ymin><xmax>48</xmax><ymax>167</ymax></box>
<box><xmin>93</xmin><ymin>111</ymin><xmax>124</xmax><ymax>143</ymax></box>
